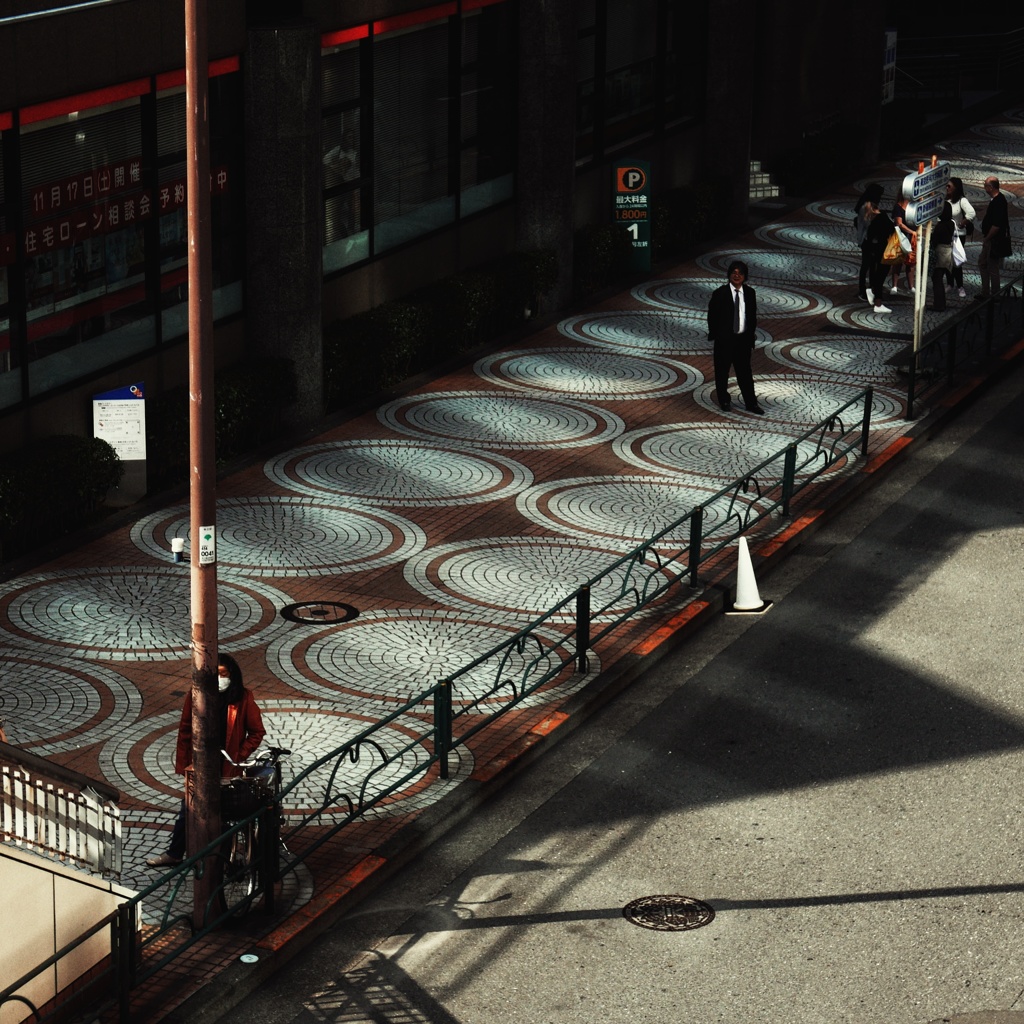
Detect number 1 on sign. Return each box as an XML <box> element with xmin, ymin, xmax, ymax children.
<box><xmin>627</xmin><ymin>224</ymin><xmax>639</xmax><ymax>239</ymax></box>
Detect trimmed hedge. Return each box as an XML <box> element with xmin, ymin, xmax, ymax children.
<box><xmin>572</xmin><ymin>223</ymin><xmax>635</xmax><ymax>298</ymax></box>
<box><xmin>324</xmin><ymin>248</ymin><xmax>558</xmax><ymax>412</ymax></box>
<box><xmin>0</xmin><ymin>435</ymin><xmax>123</xmax><ymax>562</ymax></box>
<box><xmin>650</xmin><ymin>176</ymin><xmax>734</xmax><ymax>262</ymax></box>
<box><xmin>146</xmin><ymin>355</ymin><xmax>298</xmax><ymax>492</ymax></box>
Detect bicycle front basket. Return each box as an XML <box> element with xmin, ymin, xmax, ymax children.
<box><xmin>221</xmin><ymin>777</ymin><xmax>264</xmax><ymax>820</ymax></box>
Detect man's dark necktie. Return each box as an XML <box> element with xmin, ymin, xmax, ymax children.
<box><xmin>733</xmin><ymin>288</ymin><xmax>740</xmax><ymax>333</ymax></box>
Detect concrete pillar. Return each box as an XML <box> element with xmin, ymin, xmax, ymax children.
<box><xmin>516</xmin><ymin>0</ymin><xmax>578</xmax><ymax>313</ymax></box>
<box><xmin>244</xmin><ymin>22</ymin><xmax>323</xmax><ymax>431</ymax></box>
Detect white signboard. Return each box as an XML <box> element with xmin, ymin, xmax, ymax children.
<box><xmin>198</xmin><ymin>526</ymin><xmax>216</xmax><ymax>565</ymax></box>
<box><xmin>93</xmin><ymin>383</ymin><xmax>146</xmax><ymax>461</ymax></box>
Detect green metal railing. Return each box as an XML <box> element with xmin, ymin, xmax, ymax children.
<box><xmin>905</xmin><ymin>277</ymin><xmax>1023</xmax><ymax>420</ymax></box>
<box><xmin>0</xmin><ymin>386</ymin><xmax>876</xmax><ymax>1022</ymax></box>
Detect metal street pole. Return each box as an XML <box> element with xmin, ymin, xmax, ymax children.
<box><xmin>185</xmin><ymin>0</ymin><xmax>219</xmax><ymax>928</ymax></box>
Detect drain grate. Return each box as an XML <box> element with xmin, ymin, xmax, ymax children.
<box><xmin>622</xmin><ymin>894</ymin><xmax>715</xmax><ymax>932</ymax></box>
<box><xmin>280</xmin><ymin>601</ymin><xmax>359</xmax><ymax>625</ymax></box>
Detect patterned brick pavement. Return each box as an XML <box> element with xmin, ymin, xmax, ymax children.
<box><xmin>2</xmin><ymin>106</ymin><xmax>1023</xmax><ymax>1021</ymax></box>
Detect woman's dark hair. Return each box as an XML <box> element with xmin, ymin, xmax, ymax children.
<box><xmin>855</xmin><ymin>182</ymin><xmax>884</xmax><ymax>211</ymax></box>
<box><xmin>217</xmin><ymin>652</ymin><xmax>245</xmax><ymax>703</ymax></box>
<box><xmin>948</xmin><ymin>176</ymin><xmax>965</xmax><ymax>202</ymax></box>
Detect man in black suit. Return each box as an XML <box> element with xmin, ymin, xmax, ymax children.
<box><xmin>707</xmin><ymin>259</ymin><xmax>763</xmax><ymax>414</ymax></box>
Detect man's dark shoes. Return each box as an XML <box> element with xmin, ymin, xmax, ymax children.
<box><xmin>719</xmin><ymin>397</ymin><xmax>732</xmax><ymax>412</ymax></box>
<box><xmin>746</xmin><ymin>402</ymin><xmax>765</xmax><ymax>415</ymax></box>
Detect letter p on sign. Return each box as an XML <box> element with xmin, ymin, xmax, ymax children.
<box><xmin>617</xmin><ymin>166</ymin><xmax>647</xmax><ymax>192</ymax></box>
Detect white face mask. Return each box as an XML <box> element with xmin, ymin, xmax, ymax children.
<box><xmin>218</xmin><ymin>676</ymin><xmax>231</xmax><ymax>693</ymax></box>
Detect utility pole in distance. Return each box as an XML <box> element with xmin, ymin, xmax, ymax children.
<box><xmin>184</xmin><ymin>0</ymin><xmax>220</xmax><ymax>929</ymax></box>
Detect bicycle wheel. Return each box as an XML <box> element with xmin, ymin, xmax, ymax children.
<box><xmin>218</xmin><ymin>822</ymin><xmax>260</xmax><ymax>918</ymax></box>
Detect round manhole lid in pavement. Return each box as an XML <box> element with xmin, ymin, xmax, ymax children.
<box><xmin>280</xmin><ymin>601</ymin><xmax>359</xmax><ymax>625</ymax></box>
<box><xmin>622</xmin><ymin>894</ymin><xmax>715</xmax><ymax>932</ymax></box>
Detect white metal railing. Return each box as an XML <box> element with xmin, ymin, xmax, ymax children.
<box><xmin>1</xmin><ymin>765</ymin><xmax>122</xmax><ymax>876</ymax></box>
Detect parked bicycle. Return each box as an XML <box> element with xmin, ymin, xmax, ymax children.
<box><xmin>217</xmin><ymin>745</ymin><xmax>290</xmax><ymax>916</ymax></box>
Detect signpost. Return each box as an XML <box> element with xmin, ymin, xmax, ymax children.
<box><xmin>614</xmin><ymin>162</ymin><xmax>651</xmax><ymax>272</ymax></box>
<box><xmin>902</xmin><ymin>157</ymin><xmax>949</xmax><ymax>356</ymax></box>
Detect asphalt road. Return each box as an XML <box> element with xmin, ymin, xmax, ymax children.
<box><xmin>219</xmin><ymin>359</ymin><xmax>1024</xmax><ymax>1024</ymax></box>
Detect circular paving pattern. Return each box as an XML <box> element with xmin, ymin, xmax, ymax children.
<box><xmin>0</xmin><ymin>568</ymin><xmax>291</xmax><ymax>660</ymax></box>
<box><xmin>970</xmin><ymin>122</ymin><xmax>1024</xmax><ymax>143</ymax></box>
<box><xmin>760</xmin><ymin>335</ymin><xmax>906</xmax><ymax>380</ymax></box>
<box><xmin>804</xmin><ymin>198</ymin><xmax>861</xmax><ymax>223</ymax></box>
<box><xmin>692</xmin><ymin>374</ymin><xmax>906</xmax><ymax>427</ymax></box>
<box><xmin>404</xmin><ymin>536</ymin><xmax>676</xmax><ymax>622</ymax></box>
<box><xmin>378</xmin><ymin>391</ymin><xmax>625</xmax><ymax>449</ymax></box>
<box><xmin>265</xmin><ymin>440</ymin><xmax>533</xmax><ymax>507</ymax></box>
<box><xmin>557</xmin><ymin>310</ymin><xmax>746</xmax><ymax>355</ymax></box>
<box><xmin>473</xmin><ymin>347</ymin><xmax>702</xmax><ymax>399</ymax></box>
<box><xmin>131</xmin><ymin>497</ymin><xmax>424</xmax><ymax>576</ymax></box>
<box><xmin>700</xmin><ymin>243</ymin><xmax>860</xmax><ymax>284</ymax></box>
<box><xmin>267</xmin><ymin>609</ymin><xmax>597</xmax><ymax>710</ymax></box>
<box><xmin>752</xmin><ymin>222</ymin><xmax>861</xmax><ymax>264</ymax></box>
<box><xmin>634</xmin><ymin>276</ymin><xmax>830</xmax><ymax>317</ymax></box>
<box><xmin>612</xmin><ymin>423</ymin><xmax>855</xmax><ymax>481</ymax></box>
<box><xmin>515</xmin><ymin>475</ymin><xmax>776</xmax><ymax>545</ymax></box>
<box><xmin>933</xmin><ymin>139</ymin><xmax>1023</xmax><ymax>178</ymax></box>
<box><xmin>102</xmin><ymin>700</ymin><xmax>472</xmax><ymax>819</ymax></box>
<box><xmin>0</xmin><ymin>652</ymin><xmax>141</xmax><ymax>754</ymax></box>
<box><xmin>824</xmin><ymin>298</ymin><xmax>961</xmax><ymax>333</ymax></box>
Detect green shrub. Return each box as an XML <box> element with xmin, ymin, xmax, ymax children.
<box><xmin>0</xmin><ymin>435</ymin><xmax>123</xmax><ymax>562</ymax></box>
<box><xmin>146</xmin><ymin>355</ymin><xmax>298</xmax><ymax>492</ymax></box>
<box><xmin>573</xmin><ymin>223</ymin><xmax>633</xmax><ymax>298</ymax></box>
<box><xmin>323</xmin><ymin>248</ymin><xmax>558</xmax><ymax>412</ymax></box>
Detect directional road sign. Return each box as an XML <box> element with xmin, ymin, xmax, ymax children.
<box><xmin>905</xmin><ymin>189</ymin><xmax>949</xmax><ymax>230</ymax></box>
<box><xmin>902</xmin><ymin>161</ymin><xmax>949</xmax><ymax>201</ymax></box>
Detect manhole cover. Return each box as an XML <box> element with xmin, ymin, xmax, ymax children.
<box><xmin>622</xmin><ymin>894</ymin><xmax>715</xmax><ymax>932</ymax></box>
<box><xmin>280</xmin><ymin>601</ymin><xmax>359</xmax><ymax>625</ymax></box>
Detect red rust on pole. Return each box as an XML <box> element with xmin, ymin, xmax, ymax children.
<box><xmin>185</xmin><ymin>0</ymin><xmax>219</xmax><ymax>928</ymax></box>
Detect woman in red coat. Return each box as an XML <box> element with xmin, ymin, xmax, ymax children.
<box><xmin>147</xmin><ymin>653</ymin><xmax>266</xmax><ymax>867</ymax></box>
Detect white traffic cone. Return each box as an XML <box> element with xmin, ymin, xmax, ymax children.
<box><xmin>727</xmin><ymin>535</ymin><xmax>772</xmax><ymax>615</ymax></box>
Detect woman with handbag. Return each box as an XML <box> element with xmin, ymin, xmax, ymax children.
<box><xmin>889</xmin><ymin>196</ymin><xmax>916</xmax><ymax>294</ymax></box>
<box><xmin>864</xmin><ymin>198</ymin><xmax>896</xmax><ymax>313</ymax></box>
<box><xmin>945</xmin><ymin>176</ymin><xmax>975</xmax><ymax>298</ymax></box>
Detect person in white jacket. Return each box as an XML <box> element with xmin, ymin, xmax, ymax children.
<box><xmin>945</xmin><ymin>176</ymin><xmax>975</xmax><ymax>299</ymax></box>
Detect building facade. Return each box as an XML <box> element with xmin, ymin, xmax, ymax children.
<box><xmin>0</xmin><ymin>0</ymin><xmax>885</xmax><ymax>454</ymax></box>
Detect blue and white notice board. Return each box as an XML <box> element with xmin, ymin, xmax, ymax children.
<box><xmin>93</xmin><ymin>382</ymin><xmax>147</xmax><ymax>461</ymax></box>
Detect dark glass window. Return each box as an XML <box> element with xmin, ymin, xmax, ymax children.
<box><xmin>460</xmin><ymin>3</ymin><xmax>515</xmax><ymax>215</ymax></box>
<box><xmin>322</xmin><ymin>42</ymin><xmax>367</xmax><ymax>272</ymax></box>
<box><xmin>158</xmin><ymin>73</ymin><xmax>245</xmax><ymax>342</ymax></box>
<box><xmin>19</xmin><ymin>99</ymin><xmax>153</xmax><ymax>397</ymax></box>
<box><xmin>372</xmin><ymin>19</ymin><xmax>453</xmax><ymax>252</ymax></box>
<box><xmin>604</xmin><ymin>0</ymin><xmax>657</xmax><ymax>149</ymax></box>
<box><xmin>577</xmin><ymin>0</ymin><xmax>704</xmax><ymax>163</ymax></box>
<box><xmin>0</xmin><ymin>135</ymin><xmax>13</xmax><ymax>410</ymax></box>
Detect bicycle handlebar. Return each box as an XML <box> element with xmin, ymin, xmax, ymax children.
<box><xmin>220</xmin><ymin>746</ymin><xmax>292</xmax><ymax>767</ymax></box>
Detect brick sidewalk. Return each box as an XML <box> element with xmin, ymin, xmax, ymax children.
<box><xmin>2</xmin><ymin>107</ymin><xmax>1023</xmax><ymax>1023</ymax></box>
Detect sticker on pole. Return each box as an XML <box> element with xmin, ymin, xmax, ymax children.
<box><xmin>198</xmin><ymin>527</ymin><xmax>216</xmax><ymax>565</ymax></box>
